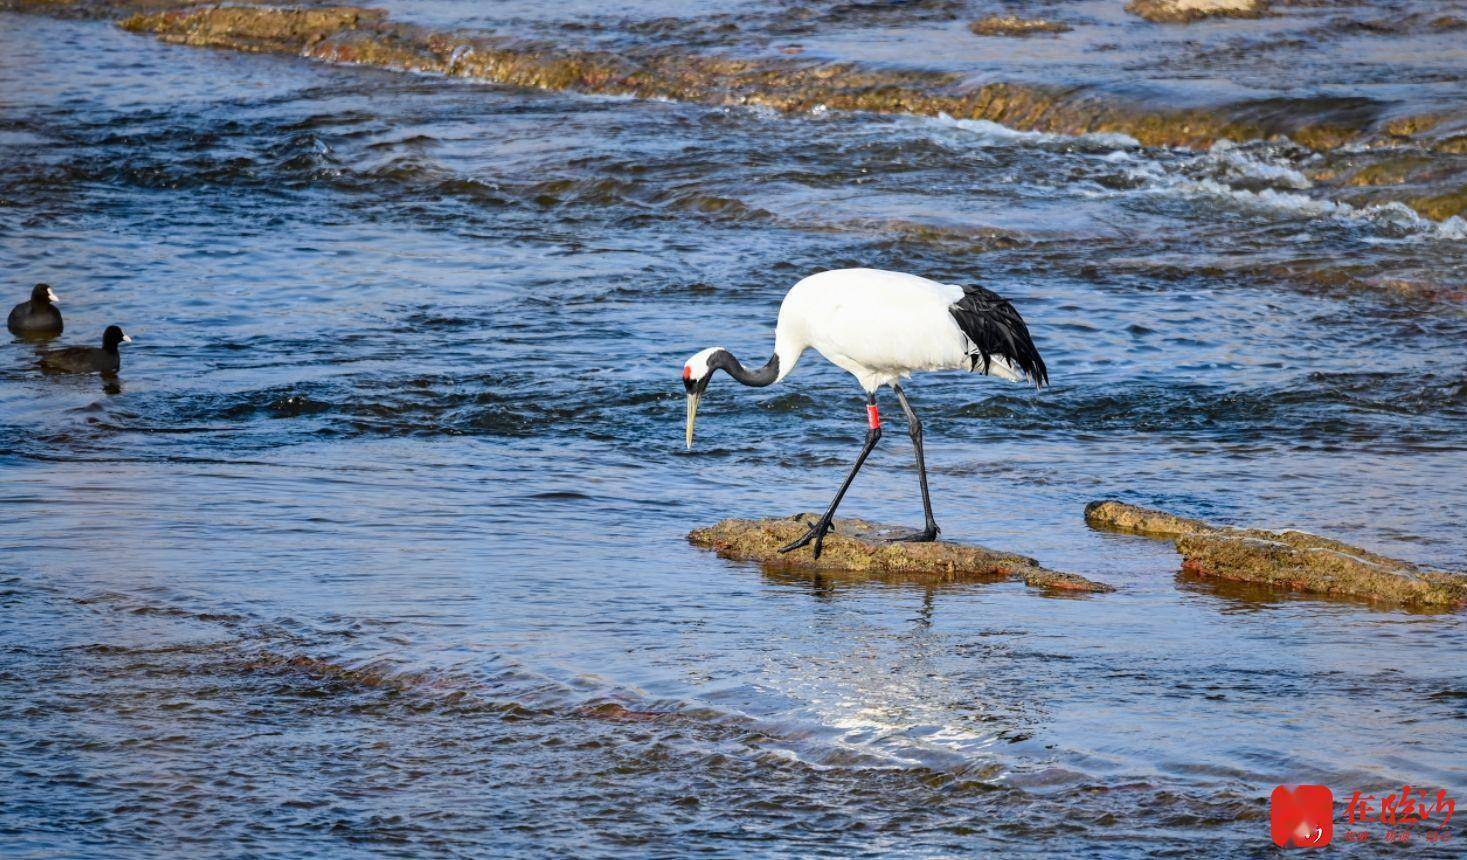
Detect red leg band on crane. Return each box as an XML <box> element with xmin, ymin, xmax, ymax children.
<box><xmin>867</xmin><ymin>404</ymin><xmax>881</xmax><ymax>429</ymax></box>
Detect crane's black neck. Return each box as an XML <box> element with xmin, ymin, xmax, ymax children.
<box><xmin>711</xmin><ymin>349</ymin><xmax>779</xmax><ymax>388</ymax></box>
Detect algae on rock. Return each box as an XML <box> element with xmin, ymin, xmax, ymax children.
<box><xmin>690</xmin><ymin>514</ymin><xmax>1113</xmax><ymax>593</ymax></box>
<box><xmin>1126</xmin><ymin>0</ymin><xmax>1269</xmax><ymax>24</ymax></box>
<box><xmin>1085</xmin><ymin>500</ymin><xmax>1467</xmax><ymax>609</ymax></box>
<box><xmin>969</xmin><ymin>17</ymin><xmax>1071</xmax><ymax>37</ymax></box>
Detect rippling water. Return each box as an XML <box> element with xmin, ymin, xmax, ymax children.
<box><xmin>2</xmin><ymin>10</ymin><xmax>1465</xmax><ymax>857</ymax></box>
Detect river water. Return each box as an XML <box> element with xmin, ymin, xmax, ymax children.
<box><xmin>2</xmin><ymin>7</ymin><xmax>1465</xmax><ymax>857</ymax></box>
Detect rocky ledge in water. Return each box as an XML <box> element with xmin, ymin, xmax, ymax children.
<box><xmin>968</xmin><ymin>17</ymin><xmax>1072</xmax><ymax>38</ymax></box>
<box><xmin>690</xmin><ymin>514</ymin><xmax>1113</xmax><ymax>594</ymax></box>
<box><xmin>6</xmin><ymin>0</ymin><xmax>1464</xmax><ymax>223</ymax></box>
<box><xmin>105</xmin><ymin>4</ymin><xmax>1279</xmax><ymax>149</ymax></box>
<box><xmin>99</xmin><ymin>4</ymin><xmax>1402</xmax><ymax>151</ymax></box>
<box><xmin>1126</xmin><ymin>0</ymin><xmax>1269</xmax><ymax>24</ymax></box>
<box><xmin>1085</xmin><ymin>500</ymin><xmax>1467</xmax><ymax>610</ymax></box>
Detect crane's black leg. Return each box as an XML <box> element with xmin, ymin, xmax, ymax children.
<box><xmin>890</xmin><ymin>383</ymin><xmax>939</xmax><ymax>542</ymax></box>
<box><xmin>780</xmin><ymin>392</ymin><xmax>882</xmax><ymax>560</ymax></box>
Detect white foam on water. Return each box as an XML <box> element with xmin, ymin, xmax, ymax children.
<box><xmin>1120</xmin><ymin>153</ymin><xmax>1467</xmax><ymax>241</ymax></box>
<box><xmin>733</xmin><ymin>100</ymin><xmax>1460</xmax><ymax>244</ymax></box>
<box><xmin>1205</xmin><ymin>140</ymin><xmax>1313</xmax><ymax>190</ymax></box>
<box><xmin>1192</xmin><ymin>180</ymin><xmax>1467</xmax><ymax>240</ymax></box>
<box><xmin>933</xmin><ymin>112</ymin><xmax>1140</xmax><ymax>150</ymax></box>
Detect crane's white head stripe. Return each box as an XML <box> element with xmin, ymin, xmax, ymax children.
<box><xmin>682</xmin><ymin>346</ymin><xmax>725</xmax><ymax>383</ymax></box>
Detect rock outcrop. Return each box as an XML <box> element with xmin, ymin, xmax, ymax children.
<box><xmin>1126</xmin><ymin>0</ymin><xmax>1269</xmax><ymax>24</ymax></box>
<box><xmin>969</xmin><ymin>17</ymin><xmax>1071</xmax><ymax>37</ymax></box>
<box><xmin>110</xmin><ymin>5</ymin><xmax>1273</xmax><ymax>149</ymax></box>
<box><xmin>5</xmin><ymin>0</ymin><xmax>1464</xmax><ymax>224</ymax></box>
<box><xmin>690</xmin><ymin>514</ymin><xmax>1113</xmax><ymax>593</ymax></box>
<box><xmin>1085</xmin><ymin>500</ymin><xmax>1467</xmax><ymax>609</ymax></box>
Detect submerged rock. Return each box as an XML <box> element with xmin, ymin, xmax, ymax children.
<box><xmin>6</xmin><ymin>0</ymin><xmax>1462</xmax><ymax>223</ymax></box>
<box><xmin>121</xmin><ymin>5</ymin><xmax>385</xmax><ymax>53</ymax></box>
<box><xmin>106</xmin><ymin>4</ymin><xmax>1355</xmax><ymax>153</ymax></box>
<box><xmin>1408</xmin><ymin>186</ymin><xmax>1467</xmax><ymax>221</ymax></box>
<box><xmin>1126</xmin><ymin>0</ymin><xmax>1269</xmax><ymax>24</ymax></box>
<box><xmin>690</xmin><ymin>514</ymin><xmax>1113</xmax><ymax>593</ymax></box>
<box><xmin>969</xmin><ymin>17</ymin><xmax>1071</xmax><ymax>37</ymax></box>
<box><xmin>1085</xmin><ymin>500</ymin><xmax>1467</xmax><ymax>609</ymax></box>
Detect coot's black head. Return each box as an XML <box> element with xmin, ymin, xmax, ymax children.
<box><xmin>102</xmin><ymin>325</ymin><xmax>132</xmax><ymax>350</ymax></box>
<box><xmin>31</xmin><ymin>283</ymin><xmax>58</xmax><ymax>305</ymax></box>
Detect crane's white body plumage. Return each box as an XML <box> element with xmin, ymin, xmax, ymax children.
<box><xmin>770</xmin><ymin>268</ymin><xmax>1022</xmax><ymax>392</ymax></box>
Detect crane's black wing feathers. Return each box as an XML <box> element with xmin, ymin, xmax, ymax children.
<box><xmin>948</xmin><ymin>283</ymin><xmax>1048</xmax><ymax>387</ymax></box>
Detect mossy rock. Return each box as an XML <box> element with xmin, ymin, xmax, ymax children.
<box><xmin>1407</xmin><ymin>186</ymin><xmax>1467</xmax><ymax>221</ymax></box>
<box><xmin>1341</xmin><ymin>155</ymin><xmax>1437</xmax><ymax>187</ymax></box>
<box><xmin>1087</xmin><ymin>500</ymin><xmax>1467</xmax><ymax>610</ymax></box>
<box><xmin>690</xmin><ymin>514</ymin><xmax>1112</xmax><ymax>593</ymax></box>
<box><xmin>968</xmin><ymin>17</ymin><xmax>1071</xmax><ymax>37</ymax></box>
<box><xmin>1126</xmin><ymin>0</ymin><xmax>1269</xmax><ymax>24</ymax></box>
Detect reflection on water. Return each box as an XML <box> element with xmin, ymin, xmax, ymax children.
<box><xmin>1</xmin><ymin>9</ymin><xmax>1465</xmax><ymax>858</ymax></box>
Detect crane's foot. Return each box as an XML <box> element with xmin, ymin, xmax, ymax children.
<box><xmin>890</xmin><ymin>525</ymin><xmax>940</xmax><ymax>543</ymax></box>
<box><xmin>779</xmin><ymin>515</ymin><xmax>834</xmax><ymax>560</ymax></box>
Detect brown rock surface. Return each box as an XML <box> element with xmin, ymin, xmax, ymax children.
<box><xmin>121</xmin><ymin>5</ymin><xmax>383</xmax><ymax>52</ymax></box>
<box><xmin>690</xmin><ymin>514</ymin><xmax>1113</xmax><ymax>593</ymax></box>
<box><xmin>1126</xmin><ymin>0</ymin><xmax>1269</xmax><ymax>24</ymax></box>
<box><xmin>969</xmin><ymin>16</ymin><xmax>1071</xmax><ymax>37</ymax></box>
<box><xmin>1086</xmin><ymin>500</ymin><xmax>1467</xmax><ymax>609</ymax></box>
<box><xmin>1081</xmin><ymin>500</ymin><xmax>1216</xmax><ymax>539</ymax></box>
<box><xmin>1408</xmin><ymin>186</ymin><xmax>1467</xmax><ymax>221</ymax></box>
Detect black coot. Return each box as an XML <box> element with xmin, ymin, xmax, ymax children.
<box><xmin>8</xmin><ymin>283</ymin><xmax>63</xmax><ymax>336</ymax></box>
<box><xmin>39</xmin><ymin>325</ymin><xmax>131</xmax><ymax>374</ymax></box>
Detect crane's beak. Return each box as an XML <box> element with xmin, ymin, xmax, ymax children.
<box><xmin>685</xmin><ymin>390</ymin><xmax>701</xmax><ymax>450</ymax></box>
<box><xmin>47</xmin><ymin>288</ymin><xmax>59</xmax><ymax>303</ymax></box>
<box><xmin>122</xmin><ymin>334</ymin><xmax>133</xmax><ymax>343</ymax></box>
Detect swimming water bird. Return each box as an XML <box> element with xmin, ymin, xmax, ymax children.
<box><xmin>682</xmin><ymin>268</ymin><xmax>1047</xmax><ymax>559</ymax></box>
<box><xmin>39</xmin><ymin>325</ymin><xmax>131</xmax><ymax>374</ymax></box>
<box><xmin>7</xmin><ymin>283</ymin><xmax>63</xmax><ymax>336</ymax></box>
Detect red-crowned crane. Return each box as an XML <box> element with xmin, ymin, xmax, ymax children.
<box><xmin>682</xmin><ymin>268</ymin><xmax>1047</xmax><ymax>559</ymax></box>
